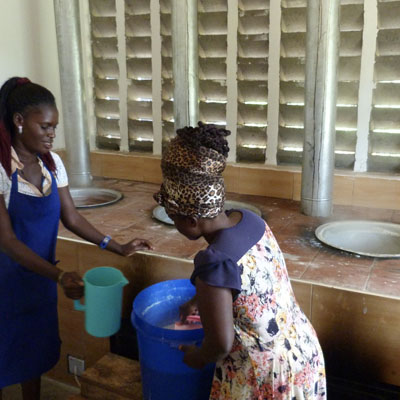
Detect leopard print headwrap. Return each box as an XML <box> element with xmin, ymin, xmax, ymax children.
<box><xmin>154</xmin><ymin>135</ymin><xmax>226</xmax><ymax>218</ymax></box>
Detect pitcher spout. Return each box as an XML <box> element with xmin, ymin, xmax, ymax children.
<box><xmin>120</xmin><ymin>276</ymin><xmax>129</xmax><ymax>287</ymax></box>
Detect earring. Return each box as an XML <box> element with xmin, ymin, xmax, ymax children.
<box><xmin>18</xmin><ymin>126</ymin><xmax>23</xmax><ymax>134</ymax></box>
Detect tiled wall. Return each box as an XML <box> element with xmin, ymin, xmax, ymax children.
<box><xmin>50</xmin><ymin>238</ymin><xmax>400</xmax><ymax>387</ymax></box>
<box><xmin>87</xmin><ymin>151</ymin><xmax>400</xmax><ymax>210</ymax></box>
<box><xmin>311</xmin><ymin>286</ymin><xmax>400</xmax><ymax>385</ymax></box>
<box><xmin>293</xmin><ymin>282</ymin><xmax>400</xmax><ymax>386</ymax></box>
<box><xmin>55</xmin><ymin>150</ymin><xmax>400</xmax><ymax>209</ymax></box>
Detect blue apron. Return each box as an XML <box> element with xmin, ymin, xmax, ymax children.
<box><xmin>0</xmin><ymin>166</ymin><xmax>61</xmax><ymax>387</ymax></box>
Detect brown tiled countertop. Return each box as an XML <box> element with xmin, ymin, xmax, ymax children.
<box><xmin>58</xmin><ymin>178</ymin><xmax>400</xmax><ymax>300</ymax></box>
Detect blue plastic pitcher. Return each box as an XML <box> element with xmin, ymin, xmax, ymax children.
<box><xmin>74</xmin><ymin>267</ymin><xmax>128</xmax><ymax>337</ymax></box>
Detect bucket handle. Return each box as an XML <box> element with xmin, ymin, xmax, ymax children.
<box><xmin>74</xmin><ymin>299</ymin><xmax>85</xmax><ymax>311</ymax></box>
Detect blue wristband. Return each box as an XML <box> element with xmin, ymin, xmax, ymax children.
<box><xmin>99</xmin><ymin>235</ymin><xmax>111</xmax><ymax>249</ymax></box>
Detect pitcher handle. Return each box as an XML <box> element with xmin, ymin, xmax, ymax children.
<box><xmin>74</xmin><ymin>299</ymin><xmax>85</xmax><ymax>311</ymax></box>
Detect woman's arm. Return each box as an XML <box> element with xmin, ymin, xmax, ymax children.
<box><xmin>58</xmin><ymin>186</ymin><xmax>153</xmax><ymax>255</ymax></box>
<box><xmin>180</xmin><ymin>278</ymin><xmax>235</xmax><ymax>369</ymax></box>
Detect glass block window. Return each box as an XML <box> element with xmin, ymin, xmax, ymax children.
<box><xmin>160</xmin><ymin>0</ymin><xmax>174</xmax><ymax>149</ymax></box>
<box><xmin>278</xmin><ymin>0</ymin><xmax>307</xmax><ymax>165</ymax></box>
<box><xmin>237</xmin><ymin>0</ymin><xmax>269</xmax><ymax>162</ymax></box>
<box><xmin>278</xmin><ymin>0</ymin><xmax>363</xmax><ymax>169</ymax></box>
<box><xmin>89</xmin><ymin>0</ymin><xmax>120</xmax><ymax>150</ymax></box>
<box><xmin>85</xmin><ymin>0</ymin><xmax>400</xmax><ymax>174</ymax></box>
<box><xmin>126</xmin><ymin>0</ymin><xmax>153</xmax><ymax>152</ymax></box>
<box><xmin>369</xmin><ymin>0</ymin><xmax>400</xmax><ymax>172</ymax></box>
<box><xmin>198</xmin><ymin>0</ymin><xmax>228</xmax><ymax>127</ymax></box>
<box><xmin>336</xmin><ymin>0</ymin><xmax>364</xmax><ymax>169</ymax></box>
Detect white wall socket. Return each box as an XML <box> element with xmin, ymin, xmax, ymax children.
<box><xmin>67</xmin><ymin>355</ymin><xmax>85</xmax><ymax>376</ymax></box>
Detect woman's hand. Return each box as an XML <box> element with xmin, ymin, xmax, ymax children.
<box><xmin>119</xmin><ymin>238</ymin><xmax>154</xmax><ymax>256</ymax></box>
<box><xmin>58</xmin><ymin>187</ymin><xmax>154</xmax><ymax>257</ymax></box>
<box><xmin>179</xmin><ymin>295</ymin><xmax>198</xmax><ymax>323</ymax></box>
<box><xmin>59</xmin><ymin>271</ymin><xmax>84</xmax><ymax>299</ymax></box>
<box><xmin>179</xmin><ymin>344</ymin><xmax>207</xmax><ymax>369</ymax></box>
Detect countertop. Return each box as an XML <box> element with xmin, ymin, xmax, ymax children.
<box><xmin>58</xmin><ymin>177</ymin><xmax>400</xmax><ymax>299</ymax></box>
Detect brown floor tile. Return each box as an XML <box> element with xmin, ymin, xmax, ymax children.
<box><xmin>154</xmin><ymin>236</ymin><xmax>206</xmax><ymax>259</ymax></box>
<box><xmin>107</xmin><ymin>230</ymin><xmax>154</xmax><ymax>246</ymax></box>
<box><xmin>264</xmin><ymin>208</ymin><xmax>299</xmax><ymax>232</ymax></box>
<box><xmin>284</xmin><ymin>256</ymin><xmax>311</xmax><ymax>279</ymax></box>
<box><xmin>366</xmin><ymin>269</ymin><xmax>400</xmax><ymax>298</ymax></box>
<box><xmin>302</xmin><ymin>260</ymin><xmax>371</xmax><ymax>291</ymax></box>
<box><xmin>313</xmin><ymin>245</ymin><xmax>375</xmax><ymax>268</ymax></box>
<box><xmin>58</xmin><ymin>177</ymin><xmax>400</xmax><ymax>298</ymax></box>
<box><xmin>279</xmin><ymin>215</ymin><xmax>325</xmax><ymax>237</ymax></box>
<box><xmin>2</xmin><ymin>377</ymin><xmax>80</xmax><ymax>399</ymax></box>
<box><xmin>273</xmin><ymin>233</ymin><xmax>321</xmax><ymax>263</ymax></box>
<box><xmin>373</xmin><ymin>258</ymin><xmax>400</xmax><ymax>270</ymax></box>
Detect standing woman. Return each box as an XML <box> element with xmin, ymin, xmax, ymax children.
<box><xmin>154</xmin><ymin>122</ymin><xmax>326</xmax><ymax>399</ymax></box>
<box><xmin>0</xmin><ymin>77</ymin><xmax>152</xmax><ymax>400</ymax></box>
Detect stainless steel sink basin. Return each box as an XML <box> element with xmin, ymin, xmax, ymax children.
<box><xmin>315</xmin><ymin>220</ymin><xmax>400</xmax><ymax>258</ymax></box>
<box><xmin>152</xmin><ymin>200</ymin><xmax>262</xmax><ymax>225</ymax></box>
<box><xmin>70</xmin><ymin>188</ymin><xmax>123</xmax><ymax>208</ymax></box>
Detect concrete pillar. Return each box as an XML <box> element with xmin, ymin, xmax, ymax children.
<box><xmin>301</xmin><ymin>0</ymin><xmax>340</xmax><ymax>216</ymax></box>
<box><xmin>53</xmin><ymin>0</ymin><xmax>92</xmax><ymax>187</ymax></box>
<box><xmin>171</xmin><ymin>0</ymin><xmax>199</xmax><ymax>130</ymax></box>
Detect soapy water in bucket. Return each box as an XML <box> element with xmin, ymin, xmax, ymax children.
<box><xmin>141</xmin><ymin>293</ymin><xmax>202</xmax><ymax>330</ymax></box>
<box><xmin>144</xmin><ymin>298</ymin><xmax>202</xmax><ymax>330</ymax></box>
<box><xmin>164</xmin><ymin>314</ymin><xmax>202</xmax><ymax>330</ymax></box>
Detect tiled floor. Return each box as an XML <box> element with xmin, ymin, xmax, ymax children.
<box><xmin>3</xmin><ymin>375</ymin><xmax>400</xmax><ymax>400</ymax></box>
<box><xmin>58</xmin><ymin>177</ymin><xmax>400</xmax><ymax>300</ymax></box>
<box><xmin>327</xmin><ymin>375</ymin><xmax>400</xmax><ymax>399</ymax></box>
<box><xmin>2</xmin><ymin>377</ymin><xmax>79</xmax><ymax>399</ymax></box>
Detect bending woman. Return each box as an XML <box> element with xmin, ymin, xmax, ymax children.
<box><xmin>0</xmin><ymin>77</ymin><xmax>152</xmax><ymax>400</ymax></box>
<box><xmin>154</xmin><ymin>122</ymin><xmax>326</xmax><ymax>399</ymax></box>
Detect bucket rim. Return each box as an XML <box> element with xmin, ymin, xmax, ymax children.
<box><xmin>131</xmin><ymin>279</ymin><xmax>204</xmax><ymax>341</ymax></box>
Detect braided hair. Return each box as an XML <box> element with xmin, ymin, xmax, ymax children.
<box><xmin>0</xmin><ymin>77</ymin><xmax>56</xmax><ymax>177</ymax></box>
<box><xmin>176</xmin><ymin>121</ymin><xmax>230</xmax><ymax>158</ymax></box>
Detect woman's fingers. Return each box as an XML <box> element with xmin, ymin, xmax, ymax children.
<box><xmin>60</xmin><ymin>271</ymin><xmax>84</xmax><ymax>299</ymax></box>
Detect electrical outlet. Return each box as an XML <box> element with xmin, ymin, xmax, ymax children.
<box><xmin>67</xmin><ymin>355</ymin><xmax>85</xmax><ymax>376</ymax></box>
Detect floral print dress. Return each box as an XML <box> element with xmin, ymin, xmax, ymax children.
<box><xmin>191</xmin><ymin>209</ymin><xmax>326</xmax><ymax>400</ymax></box>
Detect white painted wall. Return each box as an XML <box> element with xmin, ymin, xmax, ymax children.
<box><xmin>0</xmin><ymin>0</ymin><xmax>65</xmax><ymax>149</ymax></box>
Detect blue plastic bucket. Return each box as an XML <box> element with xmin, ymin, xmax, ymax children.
<box><xmin>131</xmin><ymin>279</ymin><xmax>215</xmax><ymax>400</ymax></box>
